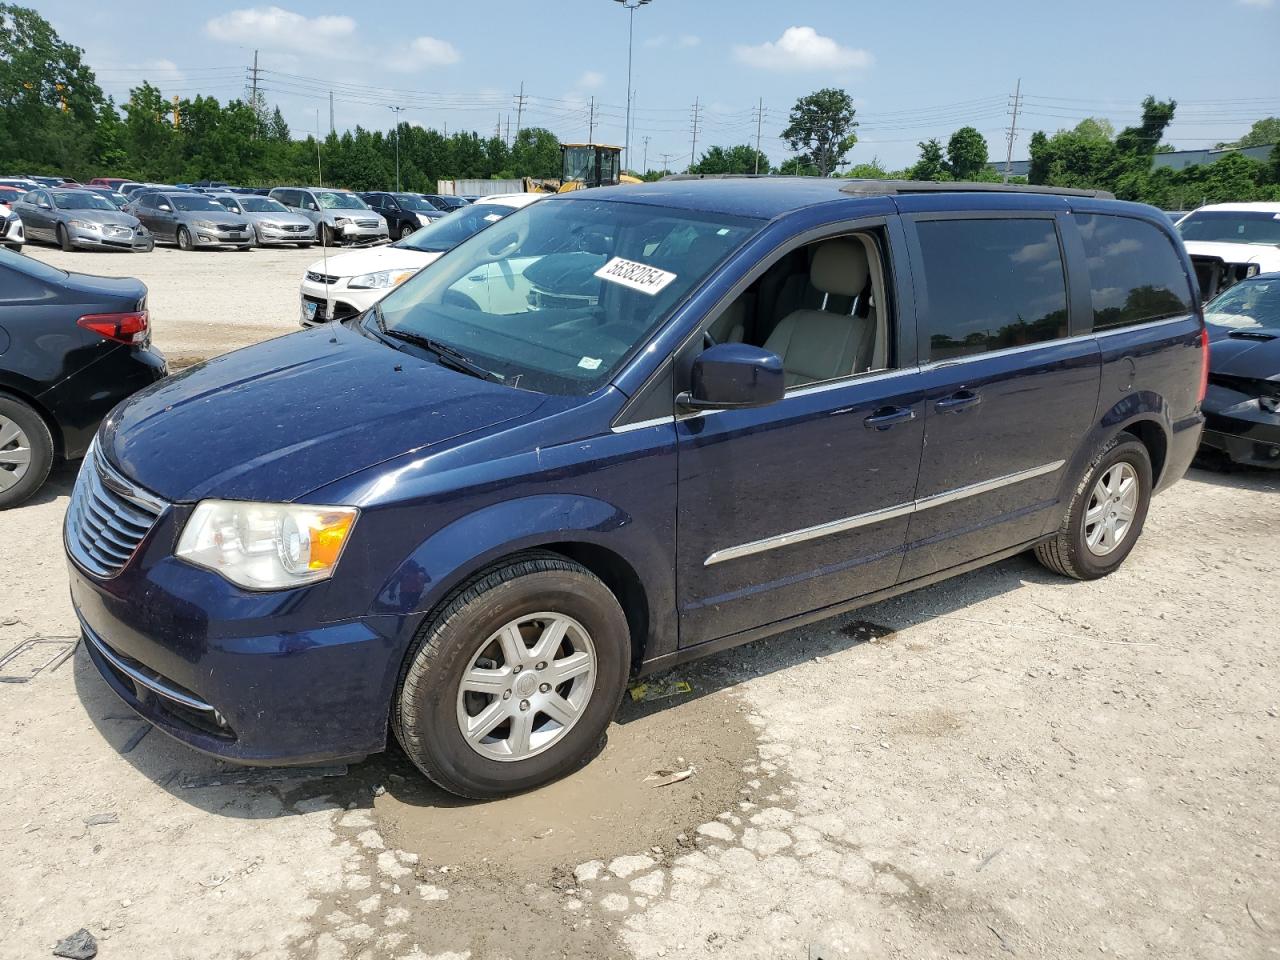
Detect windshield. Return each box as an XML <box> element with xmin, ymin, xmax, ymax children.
<box><xmin>374</xmin><ymin>197</ymin><xmax>760</xmax><ymax>395</ymax></box>
<box><xmin>53</xmin><ymin>191</ymin><xmax>116</xmax><ymax>211</ymax></box>
<box><xmin>396</xmin><ymin>203</ymin><xmax>518</xmax><ymax>253</ymax></box>
<box><xmin>1204</xmin><ymin>277</ymin><xmax>1280</xmax><ymax>331</ymax></box>
<box><xmin>240</xmin><ymin>196</ymin><xmax>288</xmax><ymax>213</ymax></box>
<box><xmin>393</xmin><ymin>194</ymin><xmax>437</xmax><ymax>212</ymax></box>
<box><xmin>212</xmin><ymin>197</ymin><xmax>242</xmax><ymax>213</ymax></box>
<box><xmin>170</xmin><ymin>194</ymin><xmax>225</xmax><ymax>212</ymax></box>
<box><xmin>316</xmin><ymin>191</ymin><xmax>368</xmax><ymax>210</ymax></box>
<box><xmin>434</xmin><ymin>196</ymin><xmax>467</xmax><ymax>209</ymax></box>
<box><xmin>1177</xmin><ymin>210</ymin><xmax>1280</xmax><ymax>246</ymax></box>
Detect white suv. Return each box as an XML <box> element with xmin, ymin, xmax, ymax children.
<box><xmin>1176</xmin><ymin>202</ymin><xmax>1280</xmax><ymax>300</ymax></box>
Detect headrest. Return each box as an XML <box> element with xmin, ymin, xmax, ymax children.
<box><xmin>810</xmin><ymin>238</ymin><xmax>869</xmax><ymax>298</ymax></box>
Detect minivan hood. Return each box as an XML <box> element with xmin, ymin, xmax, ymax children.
<box><xmin>101</xmin><ymin>325</ymin><xmax>546</xmax><ymax>503</ymax></box>
<box><xmin>308</xmin><ymin>246</ymin><xmax>440</xmax><ymax>278</ymax></box>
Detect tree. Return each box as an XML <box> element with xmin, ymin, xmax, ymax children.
<box><xmin>844</xmin><ymin>158</ymin><xmax>889</xmax><ymax>179</ymax></box>
<box><xmin>689</xmin><ymin>144</ymin><xmax>771</xmax><ymax>175</ymax></box>
<box><xmin>781</xmin><ymin>87</ymin><xmax>858</xmax><ymax>177</ymax></box>
<box><xmin>946</xmin><ymin>126</ymin><xmax>988</xmax><ymax>179</ymax></box>
<box><xmin>266</xmin><ymin>106</ymin><xmax>290</xmax><ymax>143</ymax></box>
<box><xmin>1237</xmin><ymin>117</ymin><xmax>1280</xmax><ymax>149</ymax></box>
<box><xmin>909</xmin><ymin>139</ymin><xmax>950</xmax><ymax>181</ymax></box>
<box><xmin>510</xmin><ymin>126</ymin><xmax>560</xmax><ymax>178</ymax></box>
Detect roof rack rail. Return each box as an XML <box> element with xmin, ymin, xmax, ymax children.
<box><xmin>839</xmin><ymin>179</ymin><xmax>1114</xmax><ymax>199</ymax></box>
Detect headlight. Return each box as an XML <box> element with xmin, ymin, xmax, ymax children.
<box><xmin>176</xmin><ymin>500</ymin><xmax>358</xmax><ymax>590</ymax></box>
<box><xmin>69</xmin><ymin>219</ymin><xmax>101</xmax><ymax>231</ymax></box>
<box><xmin>348</xmin><ymin>269</ymin><xmax>416</xmax><ymax>290</ymax></box>
<box><xmin>194</xmin><ymin>219</ymin><xmax>218</xmax><ymax>230</ymax></box>
<box><xmin>416</xmin><ymin>214</ymin><xmax>432</xmax><ymax>227</ymax></box>
<box><xmin>1261</xmin><ymin>395</ymin><xmax>1280</xmax><ymax>414</ymax></box>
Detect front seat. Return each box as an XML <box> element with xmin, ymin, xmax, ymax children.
<box><xmin>764</xmin><ymin>238</ymin><xmax>876</xmax><ymax>388</ymax></box>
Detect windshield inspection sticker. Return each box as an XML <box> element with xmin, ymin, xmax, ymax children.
<box><xmin>594</xmin><ymin>257</ymin><xmax>677</xmax><ymax>296</ymax></box>
<box><xmin>483</xmin><ymin>213</ymin><xmax>503</xmax><ymax>222</ymax></box>
<box><xmin>578</xmin><ymin>356</ymin><xmax>602</xmax><ymax>370</ymax></box>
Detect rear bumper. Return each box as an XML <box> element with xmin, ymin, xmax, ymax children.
<box><xmin>1156</xmin><ymin>411</ymin><xmax>1205</xmax><ymax>493</ymax></box>
<box><xmin>43</xmin><ymin>345</ymin><xmax>168</xmax><ymax>459</ymax></box>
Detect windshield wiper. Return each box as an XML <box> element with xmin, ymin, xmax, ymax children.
<box><xmin>372</xmin><ymin>306</ymin><xmax>504</xmax><ymax>383</ymax></box>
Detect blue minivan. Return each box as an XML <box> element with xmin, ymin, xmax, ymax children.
<box><xmin>66</xmin><ymin>178</ymin><xmax>1206</xmax><ymax>797</ymax></box>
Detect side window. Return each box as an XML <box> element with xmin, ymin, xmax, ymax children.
<box><xmin>1075</xmin><ymin>214</ymin><xmax>1192</xmax><ymax>331</ymax></box>
<box><xmin>701</xmin><ymin>229</ymin><xmax>894</xmax><ymax>389</ymax></box>
<box><xmin>915</xmin><ymin>218</ymin><xmax>1068</xmax><ymax>361</ymax></box>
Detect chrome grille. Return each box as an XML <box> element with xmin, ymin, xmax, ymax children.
<box><xmin>306</xmin><ymin>270</ymin><xmax>338</xmax><ymax>285</ymax></box>
<box><xmin>355</xmin><ymin>218</ymin><xmax>380</xmax><ymax>229</ymax></box>
<box><xmin>65</xmin><ymin>441</ymin><xmax>167</xmax><ymax>579</ymax></box>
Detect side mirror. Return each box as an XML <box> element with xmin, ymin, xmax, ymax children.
<box><xmin>158</xmin><ymin>204</ymin><xmax>172</xmax><ymax>212</ymax></box>
<box><xmin>678</xmin><ymin>343</ymin><xmax>785</xmax><ymax>411</ymax></box>
<box><xmin>38</xmin><ymin>200</ymin><xmax>51</xmax><ymax>210</ymax></box>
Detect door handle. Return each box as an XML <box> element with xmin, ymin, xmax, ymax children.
<box><xmin>935</xmin><ymin>390</ymin><xmax>981</xmax><ymax>413</ymax></box>
<box><xmin>863</xmin><ymin>406</ymin><xmax>916</xmax><ymax>430</ymax></box>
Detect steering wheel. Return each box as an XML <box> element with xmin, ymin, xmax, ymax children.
<box><xmin>443</xmin><ymin>289</ymin><xmax>482</xmax><ymax>312</ymax></box>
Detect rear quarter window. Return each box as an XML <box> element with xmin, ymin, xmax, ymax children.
<box><xmin>1075</xmin><ymin>214</ymin><xmax>1192</xmax><ymax>331</ymax></box>
<box><xmin>914</xmin><ymin>217</ymin><xmax>1069</xmax><ymax>361</ymax></box>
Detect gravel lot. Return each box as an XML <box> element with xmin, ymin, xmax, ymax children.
<box><xmin>1</xmin><ymin>245</ymin><xmax>1278</xmax><ymax>960</ymax></box>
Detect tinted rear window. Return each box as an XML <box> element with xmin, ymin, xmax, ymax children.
<box><xmin>915</xmin><ymin>218</ymin><xmax>1069</xmax><ymax>361</ymax></box>
<box><xmin>1075</xmin><ymin>214</ymin><xmax>1192</xmax><ymax>331</ymax></box>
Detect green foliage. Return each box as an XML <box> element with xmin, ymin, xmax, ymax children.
<box><xmin>909</xmin><ymin>139</ymin><xmax>950</xmax><ymax>181</ymax></box>
<box><xmin>946</xmin><ymin>126</ymin><xmax>988</xmax><ymax>179</ymax></box>
<box><xmin>844</xmin><ymin>158</ymin><xmax>890</xmax><ymax>179</ymax></box>
<box><xmin>689</xmin><ymin>144</ymin><xmax>771</xmax><ymax>175</ymax></box>
<box><xmin>781</xmin><ymin>87</ymin><xmax>858</xmax><ymax>177</ymax></box>
<box><xmin>1235</xmin><ymin>117</ymin><xmax>1280</xmax><ymax>149</ymax></box>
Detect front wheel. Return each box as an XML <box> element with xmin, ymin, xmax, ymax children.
<box><xmin>399</xmin><ymin>223</ymin><xmax>415</xmax><ymax>240</ymax></box>
<box><xmin>317</xmin><ymin>223</ymin><xmax>333</xmax><ymax>246</ymax></box>
<box><xmin>57</xmin><ymin>224</ymin><xmax>73</xmax><ymax>251</ymax></box>
<box><xmin>176</xmin><ymin>226</ymin><xmax>193</xmax><ymax>251</ymax></box>
<box><xmin>393</xmin><ymin>552</ymin><xmax>631</xmax><ymax>799</ymax></box>
<box><xmin>1035</xmin><ymin>434</ymin><xmax>1153</xmax><ymax>580</ymax></box>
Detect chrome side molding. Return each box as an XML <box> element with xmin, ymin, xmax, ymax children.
<box><xmin>704</xmin><ymin>459</ymin><xmax>1065</xmax><ymax>566</ymax></box>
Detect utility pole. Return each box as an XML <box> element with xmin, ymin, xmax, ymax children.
<box><xmin>1003</xmin><ymin>78</ymin><xmax>1022</xmax><ymax>184</ymax></box>
<box><xmin>689</xmin><ymin>97</ymin><xmax>701</xmax><ymax>171</ymax></box>
<box><xmin>505</xmin><ymin>114</ymin><xmax>511</xmax><ymax>146</ymax></box>
<box><xmin>329</xmin><ymin>90</ymin><xmax>335</xmax><ymax>135</ymax></box>
<box><xmin>659</xmin><ymin>152</ymin><xmax>675</xmax><ymax>176</ymax></box>
<box><xmin>249</xmin><ymin>49</ymin><xmax>260</xmax><ymax>135</ymax></box>
<box><xmin>614</xmin><ymin>0</ymin><xmax>651</xmax><ymax>171</ymax></box>
<box><xmin>588</xmin><ymin>96</ymin><xmax>596</xmax><ymax>143</ymax></box>
<box><xmin>388</xmin><ymin>105</ymin><xmax>406</xmax><ymax>191</ymax></box>
<box><xmin>514</xmin><ymin>81</ymin><xmax>526</xmax><ymax>138</ymax></box>
<box><xmin>171</xmin><ymin>95</ymin><xmax>180</xmax><ymax>128</ymax></box>
<box><xmin>641</xmin><ymin>135</ymin><xmax>650</xmax><ymax>175</ymax></box>
<box><xmin>753</xmin><ymin>97</ymin><xmax>764</xmax><ymax>174</ymax></box>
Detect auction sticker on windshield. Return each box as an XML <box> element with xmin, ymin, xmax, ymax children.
<box><xmin>594</xmin><ymin>257</ymin><xmax>677</xmax><ymax>296</ymax></box>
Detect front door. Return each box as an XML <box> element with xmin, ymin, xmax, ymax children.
<box><xmin>674</xmin><ymin>223</ymin><xmax>925</xmax><ymax>647</ymax></box>
<box><xmin>898</xmin><ymin>211</ymin><xmax>1101</xmax><ymax>581</ymax></box>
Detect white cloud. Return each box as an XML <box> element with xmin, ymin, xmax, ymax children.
<box><xmin>205</xmin><ymin>6</ymin><xmax>356</xmax><ymax>54</ymax></box>
<box><xmin>406</xmin><ymin>35</ymin><xmax>461</xmax><ymax>66</ymax></box>
<box><xmin>733</xmin><ymin>26</ymin><xmax>873</xmax><ymax>72</ymax></box>
<box><xmin>1237</xmin><ymin>0</ymin><xmax>1273</xmax><ymax>7</ymax></box>
<box><xmin>578</xmin><ymin>70</ymin><xmax>605</xmax><ymax>89</ymax></box>
<box><xmin>677</xmin><ymin>34</ymin><xmax>701</xmax><ymax>48</ymax></box>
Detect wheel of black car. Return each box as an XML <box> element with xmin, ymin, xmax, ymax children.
<box><xmin>393</xmin><ymin>552</ymin><xmax>631</xmax><ymax>799</ymax></box>
<box><xmin>0</xmin><ymin>396</ymin><xmax>54</xmax><ymax>510</ymax></box>
<box><xmin>399</xmin><ymin>223</ymin><xmax>415</xmax><ymax>240</ymax></box>
<box><xmin>176</xmin><ymin>226</ymin><xmax>193</xmax><ymax>251</ymax></box>
<box><xmin>1034</xmin><ymin>434</ymin><xmax>1153</xmax><ymax>581</ymax></box>
<box><xmin>56</xmin><ymin>223</ymin><xmax>73</xmax><ymax>251</ymax></box>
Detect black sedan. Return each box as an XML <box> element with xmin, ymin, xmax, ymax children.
<box><xmin>359</xmin><ymin>192</ymin><xmax>446</xmax><ymax>240</ymax></box>
<box><xmin>1200</xmin><ymin>272</ymin><xmax>1280</xmax><ymax>469</ymax></box>
<box><xmin>0</xmin><ymin>249</ymin><xmax>167</xmax><ymax>508</ymax></box>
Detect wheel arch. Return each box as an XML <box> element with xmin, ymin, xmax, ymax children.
<box><xmin>0</xmin><ymin>383</ymin><xmax>64</xmax><ymax>457</ymax></box>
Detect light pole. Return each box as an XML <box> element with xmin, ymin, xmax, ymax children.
<box><xmin>388</xmin><ymin>105</ymin><xmax>406</xmax><ymax>191</ymax></box>
<box><xmin>613</xmin><ymin>0</ymin><xmax>650</xmax><ymax>173</ymax></box>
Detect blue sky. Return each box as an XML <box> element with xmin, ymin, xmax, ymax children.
<box><xmin>35</xmin><ymin>0</ymin><xmax>1280</xmax><ymax>171</ymax></box>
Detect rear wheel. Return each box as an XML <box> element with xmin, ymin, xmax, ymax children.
<box><xmin>1035</xmin><ymin>434</ymin><xmax>1153</xmax><ymax>580</ymax></box>
<box><xmin>399</xmin><ymin>223</ymin><xmax>415</xmax><ymax>240</ymax></box>
<box><xmin>0</xmin><ymin>397</ymin><xmax>54</xmax><ymax>510</ymax></box>
<box><xmin>176</xmin><ymin>226</ymin><xmax>193</xmax><ymax>251</ymax></box>
<box><xmin>56</xmin><ymin>224</ymin><xmax>73</xmax><ymax>251</ymax></box>
<box><xmin>393</xmin><ymin>552</ymin><xmax>631</xmax><ymax>799</ymax></box>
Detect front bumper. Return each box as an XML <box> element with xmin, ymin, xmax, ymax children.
<box><xmin>256</xmin><ymin>224</ymin><xmax>315</xmax><ymax>245</ymax></box>
<box><xmin>70</xmin><ymin>225</ymin><xmax>151</xmax><ymax>250</ymax></box>
<box><xmin>298</xmin><ymin>277</ymin><xmax>380</xmax><ymax>326</ymax></box>
<box><xmin>336</xmin><ymin>222</ymin><xmax>389</xmax><ymax>243</ymax></box>
<box><xmin>1201</xmin><ymin>386</ymin><xmax>1280</xmax><ymax>467</ymax></box>
<box><xmin>69</xmin><ymin>551</ymin><xmax>407</xmax><ymax>765</ymax></box>
<box><xmin>1</xmin><ymin>217</ymin><xmax>24</xmax><ymax>247</ymax></box>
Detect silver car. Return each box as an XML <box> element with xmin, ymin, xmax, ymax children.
<box><xmin>13</xmin><ymin>188</ymin><xmax>152</xmax><ymax>252</ymax></box>
<box><xmin>268</xmin><ymin>187</ymin><xmax>389</xmax><ymax>245</ymax></box>
<box><xmin>126</xmin><ymin>191</ymin><xmax>252</xmax><ymax>251</ymax></box>
<box><xmin>210</xmin><ymin>194</ymin><xmax>316</xmax><ymax>247</ymax></box>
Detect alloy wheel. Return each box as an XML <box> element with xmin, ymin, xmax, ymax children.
<box><xmin>1084</xmin><ymin>461</ymin><xmax>1139</xmax><ymax>557</ymax></box>
<box><xmin>455</xmin><ymin>612</ymin><xmax>597</xmax><ymax>762</ymax></box>
<box><xmin>0</xmin><ymin>415</ymin><xmax>32</xmax><ymax>492</ymax></box>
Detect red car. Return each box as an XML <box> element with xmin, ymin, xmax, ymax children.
<box><xmin>0</xmin><ymin>185</ymin><xmax>25</xmax><ymax>205</ymax></box>
<box><xmin>88</xmin><ymin>177</ymin><xmax>129</xmax><ymax>190</ymax></box>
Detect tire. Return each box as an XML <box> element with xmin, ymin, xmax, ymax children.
<box><xmin>176</xmin><ymin>226</ymin><xmax>193</xmax><ymax>251</ymax></box>
<box><xmin>139</xmin><ymin>239</ymin><xmax>154</xmax><ymax>253</ymax></box>
<box><xmin>297</xmin><ymin>242</ymin><xmax>313</xmax><ymax>249</ymax></box>
<box><xmin>393</xmin><ymin>552</ymin><xmax>631</xmax><ymax>799</ymax></box>
<box><xmin>57</xmin><ymin>224</ymin><xmax>73</xmax><ymax>251</ymax></box>
<box><xmin>399</xmin><ymin>223</ymin><xmax>415</xmax><ymax>240</ymax></box>
<box><xmin>0</xmin><ymin>396</ymin><xmax>55</xmax><ymax>510</ymax></box>
<box><xmin>1034</xmin><ymin>434</ymin><xmax>1153</xmax><ymax>581</ymax></box>
<box><xmin>317</xmin><ymin>223</ymin><xmax>333</xmax><ymax>246</ymax></box>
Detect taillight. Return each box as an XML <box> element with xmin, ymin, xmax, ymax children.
<box><xmin>1198</xmin><ymin>327</ymin><xmax>1210</xmax><ymax>404</ymax></box>
<box><xmin>78</xmin><ymin>310</ymin><xmax>149</xmax><ymax>345</ymax></box>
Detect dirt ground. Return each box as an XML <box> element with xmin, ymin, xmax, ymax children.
<box><xmin>23</xmin><ymin>242</ymin><xmax>320</xmax><ymax>365</ymax></box>
<box><xmin>2</xmin><ymin>245</ymin><xmax>1279</xmax><ymax>959</ymax></box>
